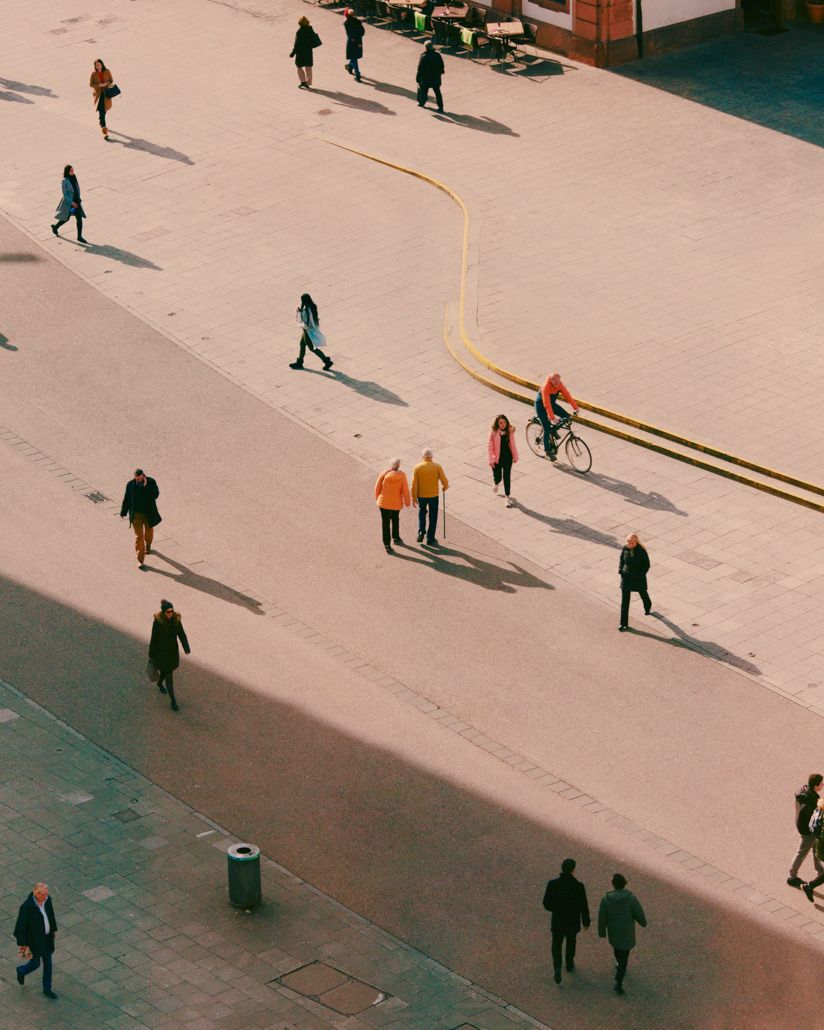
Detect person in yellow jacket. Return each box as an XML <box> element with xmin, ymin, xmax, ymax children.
<box><xmin>375</xmin><ymin>458</ymin><xmax>411</xmax><ymax>554</ymax></box>
<box><xmin>411</xmin><ymin>448</ymin><xmax>449</xmax><ymax>547</ymax></box>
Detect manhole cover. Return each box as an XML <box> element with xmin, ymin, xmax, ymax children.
<box><xmin>272</xmin><ymin>961</ymin><xmax>388</xmax><ymax>1015</ymax></box>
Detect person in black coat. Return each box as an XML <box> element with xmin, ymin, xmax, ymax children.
<box><xmin>120</xmin><ymin>468</ymin><xmax>161</xmax><ymax>567</ymax></box>
<box><xmin>15</xmin><ymin>883</ymin><xmax>59</xmax><ymax>999</ymax></box>
<box><xmin>149</xmin><ymin>600</ymin><xmax>191</xmax><ymax>711</ymax></box>
<box><xmin>542</xmin><ymin>858</ymin><xmax>590</xmax><ymax>984</ymax></box>
<box><xmin>416</xmin><ymin>41</ymin><xmax>445</xmax><ymax>112</ymax></box>
<box><xmin>343</xmin><ymin>10</ymin><xmax>365</xmax><ymax>82</ymax></box>
<box><xmin>618</xmin><ymin>532</ymin><xmax>652</xmax><ymax>631</ymax></box>
<box><xmin>291</xmin><ymin>15</ymin><xmax>321</xmax><ymax>89</ymax></box>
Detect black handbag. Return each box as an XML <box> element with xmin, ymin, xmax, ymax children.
<box><xmin>145</xmin><ymin>659</ymin><xmax>160</xmax><ymax>683</ymax></box>
<box><xmin>312</xmin><ymin>31</ymin><xmax>322</xmax><ymax>47</ymax></box>
<box><xmin>105</xmin><ymin>84</ymin><xmax>121</xmax><ymax>99</ymax></box>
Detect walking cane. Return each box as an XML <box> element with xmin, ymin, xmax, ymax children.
<box><xmin>442</xmin><ymin>489</ymin><xmax>447</xmax><ymax>540</ymax></box>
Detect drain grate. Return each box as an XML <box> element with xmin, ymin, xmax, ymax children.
<box><xmin>84</xmin><ymin>490</ymin><xmax>110</xmax><ymax>504</ymax></box>
<box><xmin>271</xmin><ymin>961</ymin><xmax>388</xmax><ymax>1016</ymax></box>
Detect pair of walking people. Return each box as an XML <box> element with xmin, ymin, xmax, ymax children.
<box><xmin>375</xmin><ymin>449</ymin><xmax>448</xmax><ymax>553</ymax></box>
<box><xmin>543</xmin><ymin>860</ymin><xmax>647</xmax><ymax>994</ymax></box>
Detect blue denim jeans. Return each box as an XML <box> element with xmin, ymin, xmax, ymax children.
<box><xmin>17</xmin><ymin>951</ymin><xmax>52</xmax><ymax>993</ymax></box>
<box><xmin>535</xmin><ymin>393</ymin><xmax>568</xmax><ymax>453</ymax></box>
<box><xmin>418</xmin><ymin>496</ymin><xmax>439</xmax><ymax>543</ymax></box>
<box><xmin>347</xmin><ymin>56</ymin><xmax>361</xmax><ymax>79</ymax></box>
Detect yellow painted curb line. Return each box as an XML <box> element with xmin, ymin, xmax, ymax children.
<box><xmin>324</xmin><ymin>139</ymin><xmax>824</xmax><ymax>513</ymax></box>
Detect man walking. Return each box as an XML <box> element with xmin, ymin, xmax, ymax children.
<box><xmin>598</xmin><ymin>873</ymin><xmax>647</xmax><ymax>995</ymax></box>
<box><xmin>416</xmin><ymin>40</ymin><xmax>445</xmax><ymax>112</ymax></box>
<box><xmin>120</xmin><ymin>468</ymin><xmax>161</xmax><ymax>567</ymax></box>
<box><xmin>788</xmin><ymin>773</ymin><xmax>824</xmax><ymax>888</ymax></box>
<box><xmin>14</xmin><ymin>882</ymin><xmax>58</xmax><ymax>1000</ymax></box>
<box><xmin>412</xmin><ymin>448</ymin><xmax>448</xmax><ymax>547</ymax></box>
<box><xmin>542</xmin><ymin>858</ymin><xmax>590</xmax><ymax>984</ymax></box>
<box><xmin>343</xmin><ymin>9</ymin><xmax>365</xmax><ymax>82</ymax></box>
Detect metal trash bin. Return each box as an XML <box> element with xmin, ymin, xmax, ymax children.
<box><xmin>227</xmin><ymin>843</ymin><xmax>261</xmax><ymax>908</ymax></box>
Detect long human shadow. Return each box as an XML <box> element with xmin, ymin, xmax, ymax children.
<box><xmin>0</xmin><ymin>77</ymin><xmax>57</xmax><ymax>97</ymax></box>
<box><xmin>74</xmin><ymin>240</ymin><xmax>162</xmax><ymax>271</ymax></box>
<box><xmin>1</xmin><ymin>572</ymin><xmax>819</xmax><ymax>1030</ymax></box>
<box><xmin>554</xmin><ymin>464</ymin><xmax>688</xmax><ymax>516</ymax></box>
<box><xmin>0</xmin><ymin>253</ymin><xmax>43</xmax><ymax>263</ymax></box>
<box><xmin>433</xmin><ymin>110</ymin><xmax>519</xmax><ymax>136</ymax></box>
<box><xmin>491</xmin><ymin>56</ymin><xmax>568</xmax><ymax>79</ymax></box>
<box><xmin>0</xmin><ymin>334</ymin><xmax>18</xmax><ymax>352</ymax></box>
<box><xmin>0</xmin><ymin>91</ymin><xmax>33</xmax><ymax>104</ymax></box>
<box><xmin>309</xmin><ymin>87</ymin><xmax>396</xmax><ymax>115</ymax></box>
<box><xmin>629</xmin><ymin>611</ymin><xmax>762</xmax><ymax>677</ymax></box>
<box><xmin>300</xmin><ymin>366</ymin><xmax>407</xmax><ymax>406</ymax></box>
<box><xmin>369</xmin><ymin>80</ymin><xmax>418</xmax><ymax>101</ymax></box>
<box><xmin>143</xmin><ymin>552</ymin><xmax>265</xmax><ymax>615</ymax></box>
<box><xmin>512</xmin><ymin>500</ymin><xmax>619</xmax><ymax>548</ymax></box>
<box><xmin>388</xmin><ymin>541</ymin><xmax>553</xmax><ymax>593</ymax></box>
<box><xmin>107</xmin><ymin>132</ymin><xmax>194</xmax><ymax>165</ymax></box>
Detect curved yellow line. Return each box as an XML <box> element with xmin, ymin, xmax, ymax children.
<box><xmin>323</xmin><ymin>139</ymin><xmax>824</xmax><ymax>510</ymax></box>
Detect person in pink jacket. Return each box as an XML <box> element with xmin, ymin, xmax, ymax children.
<box><xmin>488</xmin><ymin>414</ymin><xmax>519</xmax><ymax>507</ymax></box>
<box><xmin>374</xmin><ymin>458</ymin><xmax>411</xmax><ymax>554</ymax></box>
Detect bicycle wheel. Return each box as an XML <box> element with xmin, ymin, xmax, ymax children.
<box><xmin>565</xmin><ymin>432</ymin><xmax>592</xmax><ymax>473</ymax></box>
<box><xmin>526</xmin><ymin>419</ymin><xmax>545</xmax><ymax>458</ymax></box>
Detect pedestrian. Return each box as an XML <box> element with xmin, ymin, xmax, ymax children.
<box><xmin>542</xmin><ymin>858</ymin><xmax>590</xmax><ymax>985</ymax></box>
<box><xmin>50</xmin><ymin>165</ymin><xmax>87</xmax><ymax>243</ymax></box>
<box><xmin>14</xmin><ymin>882</ymin><xmax>59</xmax><ymax>1000</ymax></box>
<box><xmin>290</xmin><ymin>15</ymin><xmax>321</xmax><ymax>89</ymax></box>
<box><xmin>411</xmin><ymin>448</ymin><xmax>449</xmax><ymax>546</ymax></box>
<box><xmin>416</xmin><ymin>40</ymin><xmax>445</xmax><ymax>113</ymax></box>
<box><xmin>535</xmin><ymin>371</ymin><xmax>580</xmax><ymax>460</ymax></box>
<box><xmin>343</xmin><ymin>9</ymin><xmax>365</xmax><ymax>82</ymax></box>
<box><xmin>120</xmin><ymin>468</ymin><xmax>162</xmax><ymax>568</ymax></box>
<box><xmin>618</xmin><ymin>533</ymin><xmax>652</xmax><ymax>631</ymax></box>
<box><xmin>488</xmin><ymin>413</ymin><xmax>519</xmax><ymax>507</ymax></box>
<box><xmin>149</xmin><ymin>600</ymin><xmax>191</xmax><ymax>712</ymax></box>
<box><xmin>289</xmin><ymin>294</ymin><xmax>333</xmax><ymax>370</ymax></box>
<box><xmin>89</xmin><ymin>57</ymin><xmax>114</xmax><ymax>139</ymax></box>
<box><xmin>375</xmin><ymin>458</ymin><xmax>410</xmax><ymax>554</ymax></box>
<box><xmin>788</xmin><ymin>773</ymin><xmax>824</xmax><ymax>888</ymax></box>
<box><xmin>598</xmin><ymin>873</ymin><xmax>647</xmax><ymax>995</ymax></box>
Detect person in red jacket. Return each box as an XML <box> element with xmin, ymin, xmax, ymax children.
<box><xmin>535</xmin><ymin>372</ymin><xmax>580</xmax><ymax>460</ymax></box>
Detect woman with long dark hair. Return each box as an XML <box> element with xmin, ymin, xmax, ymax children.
<box><xmin>488</xmin><ymin>413</ymin><xmax>519</xmax><ymax>507</ymax></box>
<box><xmin>289</xmin><ymin>293</ymin><xmax>333</xmax><ymax>370</ymax></box>
<box><xmin>89</xmin><ymin>58</ymin><xmax>114</xmax><ymax>139</ymax></box>
<box><xmin>51</xmin><ymin>165</ymin><xmax>87</xmax><ymax>243</ymax></box>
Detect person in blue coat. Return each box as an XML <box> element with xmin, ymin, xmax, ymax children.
<box><xmin>51</xmin><ymin>165</ymin><xmax>87</xmax><ymax>243</ymax></box>
<box><xmin>15</xmin><ymin>883</ymin><xmax>59</xmax><ymax>999</ymax></box>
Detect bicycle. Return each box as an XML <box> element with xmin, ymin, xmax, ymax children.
<box><xmin>525</xmin><ymin>415</ymin><xmax>592</xmax><ymax>473</ymax></box>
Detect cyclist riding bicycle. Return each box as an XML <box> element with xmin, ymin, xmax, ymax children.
<box><xmin>535</xmin><ymin>372</ymin><xmax>580</xmax><ymax>460</ymax></box>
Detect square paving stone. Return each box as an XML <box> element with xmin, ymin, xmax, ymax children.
<box><xmin>317</xmin><ymin>979</ymin><xmax>386</xmax><ymax>1016</ymax></box>
<box><xmin>0</xmin><ymin>708</ymin><xmax>20</xmax><ymax>722</ymax></box>
<box><xmin>84</xmin><ymin>885</ymin><xmax>116</xmax><ymax>901</ymax></box>
<box><xmin>278</xmin><ymin>961</ymin><xmax>349</xmax><ymax>996</ymax></box>
<box><xmin>60</xmin><ymin>790</ymin><xmax>95</xmax><ymax>805</ymax></box>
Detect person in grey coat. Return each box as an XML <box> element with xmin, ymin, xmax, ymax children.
<box><xmin>598</xmin><ymin>873</ymin><xmax>647</xmax><ymax>995</ymax></box>
<box><xmin>51</xmin><ymin>165</ymin><xmax>87</xmax><ymax>243</ymax></box>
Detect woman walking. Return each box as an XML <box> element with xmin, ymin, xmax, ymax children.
<box><xmin>343</xmin><ymin>9</ymin><xmax>365</xmax><ymax>82</ymax></box>
<box><xmin>89</xmin><ymin>58</ymin><xmax>114</xmax><ymax>139</ymax></box>
<box><xmin>618</xmin><ymin>533</ymin><xmax>652</xmax><ymax>631</ymax></box>
<box><xmin>488</xmin><ymin>414</ymin><xmax>519</xmax><ymax>507</ymax></box>
<box><xmin>148</xmin><ymin>600</ymin><xmax>191</xmax><ymax>712</ymax></box>
<box><xmin>51</xmin><ymin>165</ymin><xmax>87</xmax><ymax>243</ymax></box>
<box><xmin>290</xmin><ymin>16</ymin><xmax>321</xmax><ymax>89</ymax></box>
<box><xmin>375</xmin><ymin>458</ymin><xmax>410</xmax><ymax>554</ymax></box>
<box><xmin>289</xmin><ymin>294</ymin><xmax>333</xmax><ymax>370</ymax></box>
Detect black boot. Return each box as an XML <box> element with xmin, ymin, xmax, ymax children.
<box><xmin>167</xmin><ymin>685</ymin><xmax>179</xmax><ymax>711</ymax></box>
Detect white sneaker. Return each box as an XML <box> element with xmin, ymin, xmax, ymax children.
<box><xmin>493</xmin><ymin>483</ymin><xmax>499</xmax><ymax>494</ymax></box>
<box><xmin>506</xmin><ymin>496</ymin><xmax>514</xmax><ymax>507</ymax></box>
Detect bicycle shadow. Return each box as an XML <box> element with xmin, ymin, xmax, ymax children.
<box><xmin>553</xmin><ymin>464</ymin><xmax>688</xmax><ymax>516</ymax></box>
<box><xmin>628</xmin><ymin>612</ymin><xmax>761</xmax><ymax>676</ymax></box>
<box><xmin>388</xmin><ymin>542</ymin><xmax>553</xmax><ymax>594</ymax></box>
<box><xmin>511</xmin><ymin>500</ymin><xmax>619</xmax><ymax>548</ymax></box>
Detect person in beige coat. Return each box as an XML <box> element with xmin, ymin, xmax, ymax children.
<box><xmin>90</xmin><ymin>58</ymin><xmax>114</xmax><ymax>139</ymax></box>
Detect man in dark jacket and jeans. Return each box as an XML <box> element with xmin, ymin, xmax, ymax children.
<box><xmin>120</xmin><ymin>468</ymin><xmax>161</xmax><ymax>567</ymax></box>
<box><xmin>14</xmin><ymin>882</ymin><xmax>58</xmax><ymax>999</ymax></box>
<box><xmin>788</xmin><ymin>773</ymin><xmax>824</xmax><ymax>887</ymax></box>
<box><xmin>416</xmin><ymin>41</ymin><xmax>444</xmax><ymax>112</ymax></box>
<box><xmin>542</xmin><ymin>858</ymin><xmax>590</xmax><ymax>984</ymax></box>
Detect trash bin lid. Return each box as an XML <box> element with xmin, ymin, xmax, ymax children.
<box><xmin>228</xmin><ymin>842</ymin><xmax>260</xmax><ymax>861</ymax></box>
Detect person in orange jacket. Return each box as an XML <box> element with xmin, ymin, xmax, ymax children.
<box><xmin>535</xmin><ymin>372</ymin><xmax>579</xmax><ymax>461</ymax></box>
<box><xmin>375</xmin><ymin>458</ymin><xmax>411</xmax><ymax>554</ymax></box>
